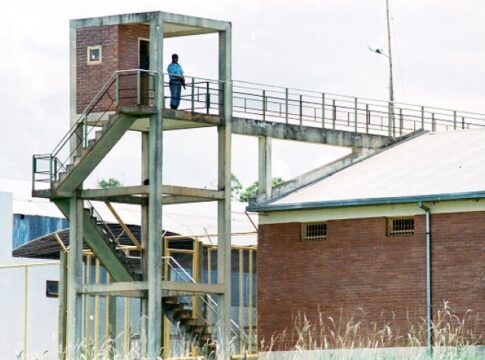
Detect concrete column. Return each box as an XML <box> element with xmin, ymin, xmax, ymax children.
<box><xmin>217</xmin><ymin>25</ymin><xmax>232</xmax><ymax>359</ymax></box>
<box><xmin>258</xmin><ymin>136</ymin><xmax>272</xmax><ymax>197</ymax></box>
<box><xmin>58</xmin><ymin>251</ymin><xmax>68</xmax><ymax>360</ymax></box>
<box><xmin>66</xmin><ymin>195</ymin><xmax>83</xmax><ymax>359</ymax></box>
<box><xmin>140</xmin><ymin>131</ymin><xmax>149</xmax><ymax>357</ymax></box>
<box><xmin>147</xmin><ymin>13</ymin><xmax>164</xmax><ymax>359</ymax></box>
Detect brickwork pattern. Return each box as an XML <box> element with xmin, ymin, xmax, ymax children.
<box><xmin>258</xmin><ymin>212</ymin><xmax>484</xmax><ymax>350</ymax></box>
<box><xmin>76</xmin><ymin>24</ymin><xmax>150</xmax><ymax>113</ymax></box>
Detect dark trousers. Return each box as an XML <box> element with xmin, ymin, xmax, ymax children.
<box><xmin>169</xmin><ymin>81</ymin><xmax>182</xmax><ymax>109</ymax></box>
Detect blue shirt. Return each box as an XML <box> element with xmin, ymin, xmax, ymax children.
<box><xmin>167</xmin><ymin>63</ymin><xmax>184</xmax><ymax>81</ymax></box>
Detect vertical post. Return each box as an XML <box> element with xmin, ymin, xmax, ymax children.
<box><xmin>248</xmin><ymin>249</ymin><xmax>253</xmax><ymax>354</ymax></box>
<box><xmin>191</xmin><ymin>77</ymin><xmax>195</xmax><ymax>113</ymax></box>
<box><xmin>218</xmin><ymin>25</ymin><xmax>232</xmax><ymax>359</ymax></box>
<box><xmin>421</xmin><ymin>106</ymin><xmax>425</xmax><ymax>130</ymax></box>
<box><xmin>462</xmin><ymin>116</ymin><xmax>465</xmax><ymax>129</ymax></box>
<box><xmin>23</xmin><ymin>266</ymin><xmax>28</xmax><ymax>360</ymax></box>
<box><xmin>58</xmin><ymin>251</ymin><xmax>68</xmax><ymax>360</ymax></box>
<box><xmin>258</xmin><ymin>136</ymin><xmax>272</xmax><ymax>198</ymax></box>
<box><xmin>388</xmin><ymin>101</ymin><xmax>393</xmax><ymax>137</ymax></box>
<box><xmin>432</xmin><ymin>112</ymin><xmax>436</xmax><ymax>132</ymax></box>
<box><xmin>136</xmin><ymin>70</ymin><xmax>141</xmax><ymax>106</ymax></box>
<box><xmin>332</xmin><ymin>99</ymin><xmax>336</xmax><ymax>129</ymax></box>
<box><xmin>84</xmin><ymin>255</ymin><xmax>91</xmax><ymax>348</ymax></box>
<box><xmin>299</xmin><ymin>94</ymin><xmax>303</xmax><ymax>126</ymax></box>
<box><xmin>321</xmin><ymin>93</ymin><xmax>325</xmax><ymax>128</ymax></box>
<box><xmin>285</xmin><ymin>88</ymin><xmax>289</xmax><ymax>124</ymax></box>
<box><xmin>453</xmin><ymin>110</ymin><xmax>457</xmax><ymax>130</ymax></box>
<box><xmin>238</xmin><ymin>249</ymin><xmax>244</xmax><ymax>352</ymax></box>
<box><xmin>206</xmin><ymin>81</ymin><xmax>211</xmax><ymax>114</ymax></box>
<box><xmin>354</xmin><ymin>97</ymin><xmax>358</xmax><ymax>133</ymax></box>
<box><xmin>140</xmin><ymin>131</ymin><xmax>149</xmax><ymax>357</ymax></box>
<box><xmin>147</xmin><ymin>13</ymin><xmax>164</xmax><ymax>359</ymax></box>
<box><xmin>66</xmin><ymin>195</ymin><xmax>83</xmax><ymax>359</ymax></box>
<box><xmin>262</xmin><ymin>90</ymin><xmax>266</xmax><ymax>121</ymax></box>
<box><xmin>399</xmin><ymin>108</ymin><xmax>403</xmax><ymax>136</ymax></box>
<box><xmin>365</xmin><ymin>104</ymin><xmax>369</xmax><ymax>134</ymax></box>
<box><xmin>115</xmin><ymin>72</ymin><xmax>120</xmax><ymax>106</ymax></box>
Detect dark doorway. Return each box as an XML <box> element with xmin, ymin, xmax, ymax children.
<box><xmin>139</xmin><ymin>39</ymin><xmax>150</xmax><ymax>105</ymax></box>
<box><xmin>139</xmin><ymin>39</ymin><xmax>150</xmax><ymax>70</ymax></box>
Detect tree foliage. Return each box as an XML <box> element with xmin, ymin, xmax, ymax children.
<box><xmin>239</xmin><ymin>177</ymin><xmax>284</xmax><ymax>202</ymax></box>
<box><xmin>97</xmin><ymin>178</ymin><xmax>122</xmax><ymax>189</ymax></box>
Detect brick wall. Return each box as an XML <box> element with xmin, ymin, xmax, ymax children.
<box><xmin>76</xmin><ymin>25</ymin><xmax>118</xmax><ymax>113</ymax></box>
<box><xmin>76</xmin><ymin>24</ymin><xmax>150</xmax><ymax>113</ymax></box>
<box><xmin>257</xmin><ymin>212</ymin><xmax>484</xmax><ymax>350</ymax></box>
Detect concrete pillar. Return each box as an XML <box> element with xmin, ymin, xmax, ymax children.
<box><xmin>258</xmin><ymin>136</ymin><xmax>272</xmax><ymax>197</ymax></box>
<box><xmin>58</xmin><ymin>251</ymin><xmax>68</xmax><ymax>360</ymax></box>
<box><xmin>217</xmin><ymin>25</ymin><xmax>232</xmax><ymax>359</ymax></box>
<box><xmin>66</xmin><ymin>196</ymin><xmax>83</xmax><ymax>359</ymax></box>
<box><xmin>140</xmin><ymin>131</ymin><xmax>149</xmax><ymax>357</ymax></box>
<box><xmin>147</xmin><ymin>13</ymin><xmax>164</xmax><ymax>359</ymax></box>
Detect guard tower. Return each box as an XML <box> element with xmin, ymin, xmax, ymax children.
<box><xmin>32</xmin><ymin>12</ymin><xmax>233</xmax><ymax>359</ymax></box>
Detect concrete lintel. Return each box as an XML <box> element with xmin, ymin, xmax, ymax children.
<box><xmin>161</xmin><ymin>12</ymin><xmax>230</xmax><ymax>32</ymax></box>
<box><xmin>79</xmin><ymin>281</ymin><xmax>148</xmax><ymax>298</ymax></box>
<box><xmin>161</xmin><ymin>281</ymin><xmax>225</xmax><ymax>294</ymax></box>
<box><xmin>70</xmin><ymin>12</ymin><xmax>153</xmax><ymax>28</ymax></box>
<box><xmin>232</xmin><ymin>117</ymin><xmax>393</xmax><ymax>148</ymax></box>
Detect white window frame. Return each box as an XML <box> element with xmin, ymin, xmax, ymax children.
<box><xmin>87</xmin><ymin>45</ymin><xmax>102</xmax><ymax>65</ymax></box>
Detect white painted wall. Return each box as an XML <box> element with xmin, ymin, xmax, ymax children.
<box><xmin>0</xmin><ymin>191</ymin><xmax>59</xmax><ymax>359</ymax></box>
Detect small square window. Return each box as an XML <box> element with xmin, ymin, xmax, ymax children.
<box><xmin>301</xmin><ymin>222</ymin><xmax>327</xmax><ymax>242</ymax></box>
<box><xmin>387</xmin><ymin>217</ymin><xmax>414</xmax><ymax>237</ymax></box>
<box><xmin>87</xmin><ymin>46</ymin><xmax>102</xmax><ymax>65</ymax></box>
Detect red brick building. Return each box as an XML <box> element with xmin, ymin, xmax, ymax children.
<box><xmin>249</xmin><ymin>130</ymin><xmax>485</xmax><ymax>351</ymax></box>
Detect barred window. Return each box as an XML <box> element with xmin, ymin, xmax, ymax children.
<box><xmin>301</xmin><ymin>222</ymin><xmax>327</xmax><ymax>241</ymax></box>
<box><xmin>387</xmin><ymin>217</ymin><xmax>414</xmax><ymax>237</ymax></box>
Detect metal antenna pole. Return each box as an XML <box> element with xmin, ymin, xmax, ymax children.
<box><xmin>386</xmin><ymin>0</ymin><xmax>395</xmax><ymax>134</ymax></box>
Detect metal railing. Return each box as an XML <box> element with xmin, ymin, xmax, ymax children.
<box><xmin>162</xmin><ymin>73</ymin><xmax>485</xmax><ymax>136</ymax></box>
<box><xmin>33</xmin><ymin>69</ymin><xmax>157</xmax><ymax>190</ymax></box>
<box><xmin>34</xmin><ymin>70</ymin><xmax>485</xmax><ymax>192</ymax></box>
<box><xmin>162</xmin><ymin>256</ymin><xmax>250</xmax><ymax>353</ymax></box>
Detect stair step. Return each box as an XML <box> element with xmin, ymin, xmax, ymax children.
<box><xmin>73</xmin><ymin>155</ymin><xmax>82</xmax><ymax>165</ymax></box>
<box><xmin>65</xmin><ymin>164</ymin><xmax>73</xmax><ymax>173</ymax></box>
<box><xmin>88</xmin><ymin>139</ymin><xmax>96</xmax><ymax>148</ymax></box>
<box><xmin>58</xmin><ymin>171</ymin><xmax>68</xmax><ymax>182</ymax></box>
<box><xmin>95</xmin><ymin>130</ymin><xmax>104</xmax><ymax>141</ymax></box>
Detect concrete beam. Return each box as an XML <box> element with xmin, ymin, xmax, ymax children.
<box><xmin>79</xmin><ymin>281</ymin><xmax>148</xmax><ymax>297</ymax></box>
<box><xmin>161</xmin><ymin>281</ymin><xmax>225</xmax><ymax>294</ymax></box>
<box><xmin>81</xmin><ymin>185</ymin><xmax>223</xmax><ymax>200</ymax></box>
<box><xmin>232</xmin><ymin>117</ymin><xmax>393</xmax><ymax>148</ymax></box>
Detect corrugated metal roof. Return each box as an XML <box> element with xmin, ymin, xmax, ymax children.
<box><xmin>254</xmin><ymin>130</ymin><xmax>485</xmax><ymax>211</ymax></box>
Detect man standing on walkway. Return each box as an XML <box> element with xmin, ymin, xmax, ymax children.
<box><xmin>167</xmin><ymin>53</ymin><xmax>185</xmax><ymax>109</ymax></box>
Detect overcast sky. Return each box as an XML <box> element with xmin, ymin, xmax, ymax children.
<box><xmin>1</xmin><ymin>0</ymin><xmax>485</xmax><ymax>189</ymax></box>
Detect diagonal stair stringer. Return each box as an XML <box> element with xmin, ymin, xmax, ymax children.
<box><xmin>54</xmin><ymin>199</ymin><xmax>135</xmax><ymax>282</ymax></box>
<box><xmin>56</xmin><ymin>113</ymin><xmax>137</xmax><ymax>193</ymax></box>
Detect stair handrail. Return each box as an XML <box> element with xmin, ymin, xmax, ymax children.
<box><xmin>161</xmin><ymin>256</ymin><xmax>250</xmax><ymax>343</ymax></box>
